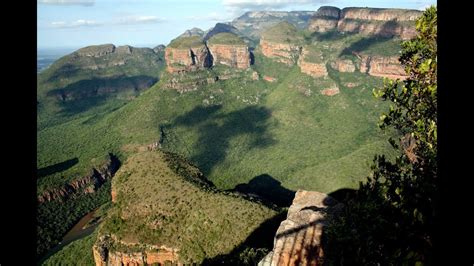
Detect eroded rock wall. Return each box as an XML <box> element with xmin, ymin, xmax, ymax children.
<box><xmin>259</xmin><ymin>190</ymin><xmax>342</xmax><ymax>266</ymax></box>
<box><xmin>260</xmin><ymin>39</ymin><xmax>302</xmax><ymax>65</ymax></box>
<box><xmin>360</xmin><ymin>54</ymin><xmax>407</xmax><ymax>80</ymax></box>
<box><xmin>207</xmin><ymin>44</ymin><xmax>250</xmax><ymax>69</ymax></box>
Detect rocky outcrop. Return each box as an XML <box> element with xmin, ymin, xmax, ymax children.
<box><xmin>260</xmin><ymin>39</ymin><xmax>302</xmax><ymax>65</ymax></box>
<box><xmin>259</xmin><ymin>190</ymin><xmax>342</xmax><ymax>266</ymax></box>
<box><xmin>165</xmin><ymin>44</ymin><xmax>211</xmax><ymax>73</ymax></box>
<box><xmin>153</xmin><ymin>44</ymin><xmax>165</xmax><ymax>54</ymax></box>
<box><xmin>76</xmin><ymin>44</ymin><xmax>116</xmax><ymax>57</ymax></box>
<box><xmin>308</xmin><ymin>6</ymin><xmax>421</xmax><ymax>40</ymax></box>
<box><xmin>38</xmin><ymin>154</ymin><xmax>120</xmax><ymax>203</ymax></box>
<box><xmin>359</xmin><ymin>54</ymin><xmax>407</xmax><ymax>79</ymax></box>
<box><xmin>93</xmin><ymin>235</ymin><xmax>181</xmax><ymax>266</ymax></box>
<box><xmin>207</xmin><ymin>44</ymin><xmax>250</xmax><ymax>69</ymax></box>
<box><xmin>308</xmin><ymin>6</ymin><xmax>341</xmax><ymax>32</ymax></box>
<box><xmin>297</xmin><ymin>48</ymin><xmax>327</xmax><ymax>78</ymax></box>
<box><xmin>330</xmin><ymin>59</ymin><xmax>356</xmax><ymax>72</ymax></box>
<box><xmin>321</xmin><ymin>87</ymin><xmax>340</xmax><ymax>96</ymax></box>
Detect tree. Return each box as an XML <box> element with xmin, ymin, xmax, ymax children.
<box><xmin>324</xmin><ymin>6</ymin><xmax>437</xmax><ymax>265</ymax></box>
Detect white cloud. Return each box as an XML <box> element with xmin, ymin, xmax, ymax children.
<box><xmin>186</xmin><ymin>12</ymin><xmax>233</xmax><ymax>22</ymax></box>
<box><xmin>47</xmin><ymin>15</ymin><xmax>165</xmax><ymax>29</ymax></box>
<box><xmin>114</xmin><ymin>15</ymin><xmax>166</xmax><ymax>25</ymax></box>
<box><xmin>50</xmin><ymin>19</ymin><xmax>102</xmax><ymax>28</ymax></box>
<box><xmin>222</xmin><ymin>0</ymin><xmax>330</xmax><ymax>9</ymax></box>
<box><xmin>38</xmin><ymin>0</ymin><xmax>95</xmax><ymax>6</ymax></box>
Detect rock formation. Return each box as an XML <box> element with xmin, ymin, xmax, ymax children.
<box><xmin>93</xmin><ymin>235</ymin><xmax>181</xmax><ymax>266</ymax></box>
<box><xmin>359</xmin><ymin>54</ymin><xmax>407</xmax><ymax>79</ymax></box>
<box><xmin>330</xmin><ymin>59</ymin><xmax>356</xmax><ymax>72</ymax></box>
<box><xmin>259</xmin><ymin>22</ymin><xmax>303</xmax><ymax>65</ymax></box>
<box><xmin>297</xmin><ymin>48</ymin><xmax>328</xmax><ymax>78</ymax></box>
<box><xmin>259</xmin><ymin>190</ymin><xmax>342</xmax><ymax>266</ymax></box>
<box><xmin>38</xmin><ymin>154</ymin><xmax>120</xmax><ymax>203</ymax></box>
<box><xmin>165</xmin><ymin>36</ymin><xmax>212</xmax><ymax>73</ymax></box>
<box><xmin>207</xmin><ymin>32</ymin><xmax>251</xmax><ymax>69</ymax></box>
<box><xmin>308</xmin><ymin>6</ymin><xmax>341</xmax><ymax>32</ymax></box>
<box><xmin>308</xmin><ymin>6</ymin><xmax>422</xmax><ymax>40</ymax></box>
<box><xmin>76</xmin><ymin>44</ymin><xmax>116</xmax><ymax>57</ymax></box>
<box><xmin>260</xmin><ymin>40</ymin><xmax>302</xmax><ymax>65</ymax></box>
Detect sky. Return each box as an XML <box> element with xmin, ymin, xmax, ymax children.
<box><xmin>37</xmin><ymin>0</ymin><xmax>437</xmax><ymax>50</ymax></box>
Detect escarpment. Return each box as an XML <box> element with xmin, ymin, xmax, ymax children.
<box><xmin>260</xmin><ymin>22</ymin><xmax>304</xmax><ymax>65</ymax></box>
<box><xmin>297</xmin><ymin>47</ymin><xmax>328</xmax><ymax>78</ymax></box>
<box><xmin>165</xmin><ymin>36</ymin><xmax>212</xmax><ymax>73</ymax></box>
<box><xmin>207</xmin><ymin>32</ymin><xmax>251</xmax><ymax>69</ymax></box>
<box><xmin>359</xmin><ymin>54</ymin><xmax>407</xmax><ymax>79</ymax></box>
<box><xmin>38</xmin><ymin>154</ymin><xmax>120</xmax><ymax>203</ymax></box>
<box><xmin>95</xmin><ymin>151</ymin><xmax>276</xmax><ymax>265</ymax></box>
<box><xmin>308</xmin><ymin>6</ymin><xmax>341</xmax><ymax>32</ymax></box>
<box><xmin>165</xmin><ymin>33</ymin><xmax>251</xmax><ymax>73</ymax></box>
<box><xmin>259</xmin><ymin>190</ymin><xmax>343</xmax><ymax>266</ymax></box>
<box><xmin>309</xmin><ymin>6</ymin><xmax>421</xmax><ymax>39</ymax></box>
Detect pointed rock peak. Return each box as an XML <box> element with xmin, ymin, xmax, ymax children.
<box><xmin>178</xmin><ymin>27</ymin><xmax>205</xmax><ymax>38</ymax></box>
<box><xmin>204</xmin><ymin>23</ymin><xmax>240</xmax><ymax>41</ymax></box>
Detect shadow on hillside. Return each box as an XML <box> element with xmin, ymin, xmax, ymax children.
<box><xmin>230</xmin><ymin>174</ymin><xmax>295</xmax><ymax>207</ymax></box>
<box><xmin>328</xmin><ymin>188</ymin><xmax>358</xmax><ymax>204</ymax></box>
<box><xmin>37</xmin><ymin>158</ymin><xmax>79</xmax><ymax>178</ymax></box>
<box><xmin>202</xmin><ymin>210</ymin><xmax>288</xmax><ymax>266</ymax></box>
<box><xmin>47</xmin><ymin>75</ymin><xmax>157</xmax><ymax>117</ymax></box>
<box><xmin>44</xmin><ymin>63</ymin><xmax>81</xmax><ymax>83</ymax></box>
<box><xmin>339</xmin><ymin>20</ymin><xmax>400</xmax><ymax>57</ymax></box>
<box><xmin>164</xmin><ymin>105</ymin><xmax>276</xmax><ymax>176</ymax></box>
<box><xmin>203</xmin><ymin>193</ymin><xmax>342</xmax><ymax>265</ymax></box>
<box><xmin>311</xmin><ymin>30</ymin><xmax>351</xmax><ymax>42</ymax></box>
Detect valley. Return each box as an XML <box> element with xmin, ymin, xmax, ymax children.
<box><xmin>37</xmin><ymin>5</ymin><xmax>425</xmax><ymax>265</ymax></box>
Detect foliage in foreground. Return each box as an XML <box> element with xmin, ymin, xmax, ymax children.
<box><xmin>325</xmin><ymin>6</ymin><xmax>437</xmax><ymax>265</ymax></box>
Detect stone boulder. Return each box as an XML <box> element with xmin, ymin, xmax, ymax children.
<box><xmin>259</xmin><ymin>190</ymin><xmax>342</xmax><ymax>266</ymax></box>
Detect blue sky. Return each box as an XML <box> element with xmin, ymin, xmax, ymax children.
<box><xmin>38</xmin><ymin>0</ymin><xmax>437</xmax><ymax>49</ymax></box>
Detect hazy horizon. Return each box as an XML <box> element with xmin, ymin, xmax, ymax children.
<box><xmin>37</xmin><ymin>0</ymin><xmax>436</xmax><ymax>50</ymax></box>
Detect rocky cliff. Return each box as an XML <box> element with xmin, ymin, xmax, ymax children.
<box><xmin>165</xmin><ymin>36</ymin><xmax>212</xmax><ymax>73</ymax></box>
<box><xmin>207</xmin><ymin>32</ymin><xmax>251</xmax><ymax>69</ymax></box>
<box><xmin>359</xmin><ymin>54</ymin><xmax>407</xmax><ymax>79</ymax></box>
<box><xmin>297</xmin><ymin>47</ymin><xmax>328</xmax><ymax>78</ymax></box>
<box><xmin>38</xmin><ymin>154</ymin><xmax>120</xmax><ymax>203</ymax></box>
<box><xmin>309</xmin><ymin>6</ymin><xmax>421</xmax><ymax>39</ymax></box>
<box><xmin>260</xmin><ymin>22</ymin><xmax>304</xmax><ymax>65</ymax></box>
<box><xmin>95</xmin><ymin>151</ymin><xmax>277</xmax><ymax>265</ymax></box>
<box><xmin>259</xmin><ymin>190</ymin><xmax>342</xmax><ymax>266</ymax></box>
<box><xmin>93</xmin><ymin>235</ymin><xmax>180</xmax><ymax>266</ymax></box>
<box><xmin>308</xmin><ymin>6</ymin><xmax>341</xmax><ymax>32</ymax></box>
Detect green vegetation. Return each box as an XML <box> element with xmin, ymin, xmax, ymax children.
<box><xmin>168</xmin><ymin>36</ymin><xmax>205</xmax><ymax>49</ymax></box>
<box><xmin>101</xmin><ymin>150</ymin><xmax>277</xmax><ymax>264</ymax></box>
<box><xmin>207</xmin><ymin>32</ymin><xmax>246</xmax><ymax>45</ymax></box>
<box><xmin>261</xmin><ymin>21</ymin><xmax>304</xmax><ymax>44</ymax></box>
<box><xmin>43</xmin><ymin>228</ymin><xmax>99</xmax><ymax>266</ymax></box>
<box><xmin>37</xmin><ymin>18</ymin><xmax>410</xmax><ymax>264</ymax></box>
<box><xmin>37</xmin><ymin>181</ymin><xmax>111</xmax><ymax>257</ymax></box>
<box><xmin>325</xmin><ymin>6</ymin><xmax>437</xmax><ymax>264</ymax></box>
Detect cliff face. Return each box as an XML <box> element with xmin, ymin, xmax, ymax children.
<box><xmin>208</xmin><ymin>44</ymin><xmax>250</xmax><ymax>69</ymax></box>
<box><xmin>359</xmin><ymin>54</ymin><xmax>407</xmax><ymax>80</ymax></box>
<box><xmin>165</xmin><ymin>44</ymin><xmax>211</xmax><ymax>73</ymax></box>
<box><xmin>260</xmin><ymin>39</ymin><xmax>301</xmax><ymax>65</ymax></box>
<box><xmin>309</xmin><ymin>6</ymin><xmax>421</xmax><ymax>40</ymax></box>
<box><xmin>38</xmin><ymin>154</ymin><xmax>120</xmax><ymax>203</ymax></box>
<box><xmin>259</xmin><ymin>190</ymin><xmax>343</xmax><ymax>266</ymax></box>
<box><xmin>308</xmin><ymin>6</ymin><xmax>341</xmax><ymax>32</ymax></box>
<box><xmin>93</xmin><ymin>235</ymin><xmax>180</xmax><ymax>266</ymax></box>
<box><xmin>297</xmin><ymin>48</ymin><xmax>328</xmax><ymax>78</ymax></box>
<box><xmin>330</xmin><ymin>59</ymin><xmax>356</xmax><ymax>72</ymax></box>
